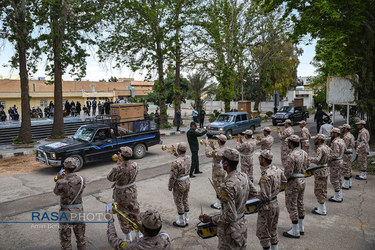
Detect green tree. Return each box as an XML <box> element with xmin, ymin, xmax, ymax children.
<box><xmin>187</xmin><ymin>71</ymin><xmax>214</xmax><ymax>113</ymax></box>
<box><xmin>0</xmin><ymin>0</ymin><xmax>39</xmax><ymax>143</ymax></box>
<box><xmin>108</xmin><ymin>76</ymin><xmax>118</xmax><ymax>82</ymax></box>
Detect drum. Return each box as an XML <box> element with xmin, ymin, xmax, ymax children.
<box><xmin>245</xmin><ymin>198</ymin><xmax>262</xmax><ymax>214</ymax></box>
<box><xmin>197</xmin><ymin>222</ymin><xmax>217</xmax><ymax>239</ymax></box>
<box><xmin>305</xmin><ymin>164</ymin><xmax>326</xmax><ymax>178</ymax></box>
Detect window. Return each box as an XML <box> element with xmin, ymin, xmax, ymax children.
<box><xmin>0</xmin><ymin>101</ymin><xmax>6</xmax><ymax>109</ymax></box>
<box><xmin>40</xmin><ymin>99</ymin><xmax>48</xmax><ymax>107</ymax></box>
<box><xmin>241</xmin><ymin>114</ymin><xmax>247</xmax><ymax>121</ymax></box>
<box><xmin>33</xmin><ymin>83</ymin><xmax>36</xmax><ymax>92</ymax></box>
<box><xmin>236</xmin><ymin>115</ymin><xmax>241</xmax><ymax>122</ymax></box>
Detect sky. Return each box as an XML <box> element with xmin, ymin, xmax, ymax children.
<box><xmin>0</xmin><ymin>40</ymin><xmax>317</xmax><ymax>81</ymax></box>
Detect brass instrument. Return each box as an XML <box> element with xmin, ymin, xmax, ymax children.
<box><xmin>112</xmin><ymin>203</ymin><xmax>140</xmax><ymax>231</ymax></box>
<box><xmin>255</xmin><ymin>135</ymin><xmax>262</xmax><ymax>141</ymax></box>
<box><xmin>199</xmin><ymin>139</ymin><xmax>205</xmax><ymax>145</ymax></box>
<box><xmin>229</xmin><ymin>135</ymin><xmax>243</xmax><ymax>143</ymax></box>
<box><xmin>54</xmin><ymin>168</ymin><xmax>66</xmax><ymax>182</ymax></box>
<box><xmin>161</xmin><ymin>145</ymin><xmax>176</xmax><ymax>155</ymax></box>
<box><xmin>112</xmin><ymin>154</ymin><xmax>123</xmax><ymax>162</ymax></box>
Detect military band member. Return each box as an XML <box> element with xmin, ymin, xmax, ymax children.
<box><xmin>283</xmin><ymin>135</ymin><xmax>309</xmax><ymax>239</ymax></box>
<box><xmin>107</xmin><ymin>147</ymin><xmax>140</xmax><ymax>242</ymax></box>
<box><xmin>355</xmin><ymin>120</ymin><xmax>370</xmax><ymax>180</ymax></box>
<box><xmin>168</xmin><ymin>142</ymin><xmax>191</xmax><ymax>227</ymax></box>
<box><xmin>255</xmin><ymin>150</ymin><xmax>287</xmax><ymax>250</ymax></box>
<box><xmin>205</xmin><ymin>134</ymin><xmax>227</xmax><ymax>209</ymax></box>
<box><xmin>340</xmin><ymin>124</ymin><xmax>355</xmax><ymax>189</ymax></box>
<box><xmin>199</xmin><ymin>149</ymin><xmax>256</xmax><ymax>249</ymax></box>
<box><xmin>236</xmin><ymin>129</ymin><xmax>256</xmax><ymax>182</ymax></box>
<box><xmin>107</xmin><ymin>209</ymin><xmax>171</xmax><ymax>249</ymax></box>
<box><xmin>310</xmin><ymin>134</ymin><xmax>331</xmax><ymax>215</ymax></box>
<box><xmin>54</xmin><ymin>157</ymin><xmax>86</xmax><ymax>249</ymax></box>
<box><xmin>299</xmin><ymin>121</ymin><xmax>311</xmax><ymax>154</ymax></box>
<box><xmin>328</xmin><ymin>128</ymin><xmax>346</xmax><ymax>203</ymax></box>
<box><xmin>278</xmin><ymin>119</ymin><xmax>294</xmax><ymax>167</ymax></box>
<box><xmin>256</xmin><ymin>127</ymin><xmax>274</xmax><ymax>151</ymax></box>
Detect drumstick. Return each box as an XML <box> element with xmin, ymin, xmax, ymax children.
<box><xmin>200</xmin><ymin>205</ymin><xmax>203</xmax><ymax>215</ymax></box>
<box><xmin>209</xmin><ymin>178</ymin><xmax>220</xmax><ymax>197</ymax></box>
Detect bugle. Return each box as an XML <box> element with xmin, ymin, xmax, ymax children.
<box><xmin>111</xmin><ymin>203</ymin><xmax>140</xmax><ymax>232</ymax></box>
<box><xmin>112</xmin><ymin>153</ymin><xmax>123</xmax><ymax>162</ymax></box>
<box><xmin>161</xmin><ymin>145</ymin><xmax>176</xmax><ymax>154</ymax></box>
<box><xmin>54</xmin><ymin>168</ymin><xmax>66</xmax><ymax>182</ymax></box>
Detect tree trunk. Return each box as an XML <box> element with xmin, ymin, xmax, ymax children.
<box><xmin>174</xmin><ymin>27</ymin><xmax>181</xmax><ymax>126</ymax></box>
<box><xmin>16</xmin><ymin>0</ymin><xmax>32</xmax><ymax>143</ymax></box>
<box><xmin>156</xmin><ymin>41</ymin><xmax>167</xmax><ymax>126</ymax></box>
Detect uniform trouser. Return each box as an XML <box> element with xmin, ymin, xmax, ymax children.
<box><xmin>358</xmin><ymin>151</ymin><xmax>368</xmax><ymax>171</ymax></box>
<box><xmin>280</xmin><ymin>144</ymin><xmax>290</xmax><ymax>167</ymax></box>
<box><xmin>285</xmin><ymin>178</ymin><xmax>306</xmax><ymax>222</ymax></box>
<box><xmin>114</xmin><ymin>187</ymin><xmax>139</xmax><ymax>234</ymax></box>
<box><xmin>200</xmin><ymin>117</ymin><xmax>204</xmax><ymax>128</ymax></box>
<box><xmin>217</xmin><ymin>216</ymin><xmax>247</xmax><ymax>250</ymax></box>
<box><xmin>314</xmin><ymin>175</ymin><xmax>328</xmax><ymax>204</ymax></box>
<box><xmin>176</xmin><ymin>121</ymin><xmax>180</xmax><ymax>131</ymax></box>
<box><xmin>330</xmin><ymin>161</ymin><xmax>342</xmax><ymax>192</ymax></box>
<box><xmin>59</xmin><ymin>223</ymin><xmax>86</xmax><ymax>250</ymax></box>
<box><xmin>342</xmin><ymin>154</ymin><xmax>352</xmax><ymax>178</ymax></box>
<box><xmin>212</xmin><ymin>166</ymin><xmax>226</xmax><ymax>194</ymax></box>
<box><xmin>173</xmin><ymin>185</ymin><xmax>190</xmax><ymax>214</ymax></box>
<box><xmin>256</xmin><ymin>201</ymin><xmax>279</xmax><ymax>248</ymax></box>
<box><xmin>190</xmin><ymin>151</ymin><xmax>199</xmax><ymax>174</ymax></box>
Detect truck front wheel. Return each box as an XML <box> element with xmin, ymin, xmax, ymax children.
<box><xmin>134</xmin><ymin>143</ymin><xmax>146</xmax><ymax>159</ymax></box>
<box><xmin>225</xmin><ymin>130</ymin><xmax>232</xmax><ymax>138</ymax></box>
<box><xmin>70</xmin><ymin>154</ymin><xmax>84</xmax><ymax>171</ymax></box>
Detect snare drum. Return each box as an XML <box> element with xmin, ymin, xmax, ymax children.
<box><xmin>245</xmin><ymin>198</ymin><xmax>261</xmax><ymax>214</ymax></box>
<box><xmin>305</xmin><ymin>164</ymin><xmax>327</xmax><ymax>178</ymax></box>
<box><xmin>197</xmin><ymin>221</ymin><xmax>217</xmax><ymax>239</ymax></box>
<box><xmin>280</xmin><ymin>184</ymin><xmax>286</xmax><ymax>192</ymax></box>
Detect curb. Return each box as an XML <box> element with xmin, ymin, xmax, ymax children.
<box><xmin>0</xmin><ymin>149</ymin><xmax>36</xmax><ymax>159</ymax></box>
<box><xmin>160</xmin><ymin>131</ymin><xmax>186</xmax><ymax>136</ymax></box>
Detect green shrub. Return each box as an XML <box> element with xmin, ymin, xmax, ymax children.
<box><xmin>352</xmin><ymin>156</ymin><xmax>375</xmax><ymax>174</ymax></box>
<box><xmin>13</xmin><ymin>136</ymin><xmax>34</xmax><ymax>144</ymax></box>
<box><xmin>160</xmin><ymin>123</ymin><xmax>173</xmax><ymax>129</ymax></box>
<box><xmin>266</xmin><ymin>111</ymin><xmax>273</xmax><ymax>117</ymax></box>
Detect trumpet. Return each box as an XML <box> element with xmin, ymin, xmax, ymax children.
<box><xmin>229</xmin><ymin>135</ymin><xmax>242</xmax><ymax>140</ymax></box>
<box><xmin>161</xmin><ymin>145</ymin><xmax>176</xmax><ymax>154</ymax></box>
<box><xmin>112</xmin><ymin>154</ymin><xmax>123</xmax><ymax>162</ymax></box>
<box><xmin>199</xmin><ymin>139</ymin><xmax>205</xmax><ymax>145</ymax></box>
<box><xmin>54</xmin><ymin>168</ymin><xmax>66</xmax><ymax>182</ymax></box>
<box><xmin>112</xmin><ymin>203</ymin><xmax>140</xmax><ymax>232</ymax></box>
<box><xmin>255</xmin><ymin>135</ymin><xmax>262</xmax><ymax>141</ymax></box>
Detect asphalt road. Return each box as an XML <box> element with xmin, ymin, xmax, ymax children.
<box><xmin>1</xmin><ymin>115</ymin><xmax>373</xmax><ymax>249</ymax></box>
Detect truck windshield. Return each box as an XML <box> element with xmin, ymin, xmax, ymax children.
<box><xmin>216</xmin><ymin>115</ymin><xmax>234</xmax><ymax>122</ymax></box>
<box><xmin>278</xmin><ymin>106</ymin><xmax>294</xmax><ymax>113</ymax></box>
<box><xmin>73</xmin><ymin>127</ymin><xmax>95</xmax><ymax>142</ymax></box>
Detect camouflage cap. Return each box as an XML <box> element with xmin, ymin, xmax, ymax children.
<box><xmin>244</xmin><ymin>129</ymin><xmax>253</xmax><ymax>135</ymax></box>
<box><xmin>223</xmin><ymin>148</ymin><xmax>239</xmax><ymax>162</ymax></box>
<box><xmin>139</xmin><ymin>209</ymin><xmax>162</xmax><ymax>230</ymax></box>
<box><xmin>356</xmin><ymin>120</ymin><xmax>366</xmax><ymax>125</ymax></box>
<box><xmin>120</xmin><ymin>146</ymin><xmax>133</xmax><ymax>157</ymax></box>
<box><xmin>177</xmin><ymin>142</ymin><xmax>188</xmax><ymax>152</ymax></box>
<box><xmin>260</xmin><ymin>150</ymin><xmax>273</xmax><ymax>160</ymax></box>
<box><xmin>342</xmin><ymin>124</ymin><xmax>351</xmax><ymax>130</ymax></box>
<box><xmin>288</xmin><ymin>134</ymin><xmax>300</xmax><ymax>142</ymax></box>
<box><xmin>283</xmin><ymin>119</ymin><xmax>292</xmax><ymax>124</ymax></box>
<box><xmin>215</xmin><ymin>134</ymin><xmax>227</xmax><ymax>142</ymax></box>
<box><xmin>63</xmin><ymin>157</ymin><xmax>78</xmax><ymax>169</ymax></box>
<box><xmin>299</xmin><ymin>120</ymin><xmax>306</xmax><ymax>125</ymax></box>
<box><xmin>329</xmin><ymin>127</ymin><xmax>341</xmax><ymax>134</ymax></box>
<box><xmin>262</xmin><ymin>127</ymin><xmax>271</xmax><ymax>132</ymax></box>
<box><xmin>315</xmin><ymin>134</ymin><xmax>326</xmax><ymax>141</ymax></box>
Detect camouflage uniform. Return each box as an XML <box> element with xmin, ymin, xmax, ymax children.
<box><xmin>342</xmin><ymin>131</ymin><xmax>355</xmax><ymax>178</ymax></box>
<box><xmin>300</xmin><ymin>127</ymin><xmax>311</xmax><ymax>154</ymax></box>
<box><xmin>107</xmin><ymin>147</ymin><xmax>139</xmax><ymax>234</ymax></box>
<box><xmin>284</xmin><ymin>146</ymin><xmax>309</xmax><ymax>222</ymax></box>
<box><xmin>257</xmin><ymin>134</ymin><xmax>274</xmax><ymax>151</ymax></box>
<box><xmin>236</xmin><ymin>137</ymin><xmax>256</xmax><ymax>182</ymax></box>
<box><xmin>357</xmin><ymin>127</ymin><xmax>370</xmax><ymax>171</ymax></box>
<box><xmin>310</xmin><ymin>144</ymin><xmax>330</xmax><ymax>204</ymax></box>
<box><xmin>168</xmin><ymin>151</ymin><xmax>191</xmax><ymax>214</ymax></box>
<box><xmin>54</xmin><ymin>158</ymin><xmax>86</xmax><ymax>250</ymax></box>
<box><xmin>278</xmin><ymin>126</ymin><xmax>294</xmax><ymax>167</ymax></box>
<box><xmin>256</xmin><ymin>154</ymin><xmax>287</xmax><ymax>249</ymax></box>
<box><xmin>107</xmin><ymin>209</ymin><xmax>171</xmax><ymax>250</ymax></box>
<box><xmin>205</xmin><ymin>143</ymin><xmax>227</xmax><ymax>193</ymax></box>
<box><xmin>211</xmin><ymin>149</ymin><xmax>249</xmax><ymax>250</ymax></box>
<box><xmin>329</xmin><ymin>137</ymin><xmax>346</xmax><ymax>192</ymax></box>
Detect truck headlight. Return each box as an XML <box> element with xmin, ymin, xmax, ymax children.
<box><xmin>50</xmin><ymin>153</ymin><xmax>56</xmax><ymax>159</ymax></box>
<box><xmin>219</xmin><ymin>128</ymin><xmax>223</xmax><ymax>131</ymax></box>
<box><xmin>204</xmin><ymin>126</ymin><xmax>207</xmax><ymax>129</ymax></box>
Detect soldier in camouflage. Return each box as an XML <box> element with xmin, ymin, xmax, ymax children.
<box><xmin>340</xmin><ymin>124</ymin><xmax>355</xmax><ymax>189</ymax></box>
<box><xmin>310</xmin><ymin>134</ymin><xmax>331</xmax><ymax>215</ymax></box>
<box><xmin>278</xmin><ymin>119</ymin><xmax>294</xmax><ymax>167</ymax></box>
<box><xmin>328</xmin><ymin>128</ymin><xmax>346</xmax><ymax>203</ymax></box>
<box><xmin>54</xmin><ymin>157</ymin><xmax>86</xmax><ymax>250</ymax></box>
<box><xmin>107</xmin><ymin>146</ymin><xmax>140</xmax><ymax>242</ymax></box>
<box><xmin>299</xmin><ymin>121</ymin><xmax>311</xmax><ymax>154</ymax></box>
<box><xmin>168</xmin><ymin>142</ymin><xmax>191</xmax><ymax>227</ymax></box>
<box><xmin>236</xmin><ymin>129</ymin><xmax>256</xmax><ymax>182</ymax></box>
<box><xmin>283</xmin><ymin>135</ymin><xmax>309</xmax><ymax>239</ymax></box>
<box><xmin>199</xmin><ymin>148</ymin><xmax>253</xmax><ymax>249</ymax></box>
<box><xmin>355</xmin><ymin>120</ymin><xmax>370</xmax><ymax>180</ymax></box>
<box><xmin>107</xmin><ymin>209</ymin><xmax>171</xmax><ymax>250</ymax></box>
<box><xmin>205</xmin><ymin>134</ymin><xmax>227</xmax><ymax>209</ymax></box>
<box><xmin>256</xmin><ymin>127</ymin><xmax>274</xmax><ymax>151</ymax></box>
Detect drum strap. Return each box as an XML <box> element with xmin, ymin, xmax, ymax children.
<box><xmin>240</xmin><ymin>153</ymin><xmax>253</xmax><ymax>157</ymax></box>
<box><xmin>331</xmin><ymin>157</ymin><xmax>343</xmax><ymax>161</ymax></box>
<box><xmin>70</xmin><ymin>176</ymin><xmax>84</xmax><ymax>205</ymax></box>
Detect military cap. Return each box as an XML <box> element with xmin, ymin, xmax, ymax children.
<box><xmin>120</xmin><ymin>146</ymin><xmax>133</xmax><ymax>157</ymax></box>
<box><xmin>177</xmin><ymin>142</ymin><xmax>187</xmax><ymax>152</ymax></box>
<box><xmin>299</xmin><ymin>120</ymin><xmax>306</xmax><ymax>125</ymax></box>
<box><xmin>356</xmin><ymin>120</ymin><xmax>366</xmax><ymax>125</ymax></box>
<box><xmin>329</xmin><ymin>128</ymin><xmax>341</xmax><ymax>134</ymax></box>
<box><xmin>260</xmin><ymin>150</ymin><xmax>273</xmax><ymax>160</ymax></box>
<box><xmin>283</xmin><ymin>119</ymin><xmax>292</xmax><ymax>124</ymax></box>
<box><xmin>223</xmin><ymin>148</ymin><xmax>239</xmax><ymax>162</ymax></box>
<box><xmin>288</xmin><ymin>134</ymin><xmax>300</xmax><ymax>142</ymax></box>
<box><xmin>314</xmin><ymin>134</ymin><xmax>326</xmax><ymax>141</ymax></box>
<box><xmin>244</xmin><ymin>129</ymin><xmax>253</xmax><ymax>135</ymax></box>
<box><xmin>215</xmin><ymin>134</ymin><xmax>227</xmax><ymax>142</ymax></box>
<box><xmin>139</xmin><ymin>209</ymin><xmax>162</xmax><ymax>230</ymax></box>
<box><xmin>262</xmin><ymin>127</ymin><xmax>271</xmax><ymax>132</ymax></box>
<box><xmin>63</xmin><ymin>157</ymin><xmax>78</xmax><ymax>169</ymax></box>
<box><xmin>190</xmin><ymin>121</ymin><xmax>197</xmax><ymax>127</ymax></box>
<box><xmin>341</xmin><ymin>124</ymin><xmax>351</xmax><ymax>130</ymax></box>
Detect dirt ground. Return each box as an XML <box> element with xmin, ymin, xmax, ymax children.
<box><xmin>0</xmin><ymin>155</ymin><xmax>47</xmax><ymax>175</ymax></box>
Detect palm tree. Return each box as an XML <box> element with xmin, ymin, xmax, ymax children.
<box><xmin>187</xmin><ymin>72</ymin><xmax>215</xmax><ymax>113</ymax></box>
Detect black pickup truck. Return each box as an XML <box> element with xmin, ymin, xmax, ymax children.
<box><xmin>36</xmin><ymin>115</ymin><xmax>162</xmax><ymax>170</ymax></box>
<box><xmin>272</xmin><ymin>106</ymin><xmax>309</xmax><ymax>126</ymax></box>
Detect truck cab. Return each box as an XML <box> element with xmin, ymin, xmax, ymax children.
<box><xmin>272</xmin><ymin>106</ymin><xmax>309</xmax><ymax>126</ymax></box>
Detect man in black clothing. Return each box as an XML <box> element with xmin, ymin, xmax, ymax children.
<box><xmin>92</xmin><ymin>99</ymin><xmax>97</xmax><ymax>116</ymax></box>
<box><xmin>187</xmin><ymin>122</ymin><xmax>210</xmax><ymax>177</ymax></box>
<box><xmin>314</xmin><ymin>107</ymin><xmax>329</xmax><ymax>133</ymax></box>
<box><xmin>0</xmin><ymin>108</ymin><xmax>6</xmax><ymax>121</ymax></box>
<box><xmin>86</xmin><ymin>100</ymin><xmax>91</xmax><ymax>114</ymax></box>
<box><xmin>176</xmin><ymin>109</ymin><xmax>181</xmax><ymax>131</ymax></box>
<box><xmin>199</xmin><ymin>108</ymin><xmax>206</xmax><ymax>128</ymax></box>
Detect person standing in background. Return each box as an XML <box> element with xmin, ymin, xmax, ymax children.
<box><xmin>355</xmin><ymin>120</ymin><xmax>370</xmax><ymax>180</ymax></box>
<box><xmin>176</xmin><ymin>109</ymin><xmax>181</xmax><ymax>132</ymax></box>
<box><xmin>199</xmin><ymin>108</ymin><xmax>206</xmax><ymax>128</ymax></box>
<box><xmin>187</xmin><ymin>122</ymin><xmax>209</xmax><ymax>177</ymax></box>
<box><xmin>192</xmin><ymin>106</ymin><xmax>198</xmax><ymax>123</ymax></box>
<box><xmin>92</xmin><ymin>99</ymin><xmax>97</xmax><ymax>116</ymax></box>
<box><xmin>86</xmin><ymin>99</ymin><xmax>91</xmax><ymax>115</ymax></box>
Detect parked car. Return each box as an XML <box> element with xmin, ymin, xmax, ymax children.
<box><xmin>36</xmin><ymin>115</ymin><xmax>161</xmax><ymax>171</ymax></box>
<box><xmin>272</xmin><ymin>106</ymin><xmax>309</xmax><ymax>126</ymax></box>
<box><xmin>204</xmin><ymin>112</ymin><xmax>261</xmax><ymax>138</ymax></box>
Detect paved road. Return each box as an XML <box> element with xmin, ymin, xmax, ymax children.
<box><xmin>2</xmin><ymin>115</ymin><xmax>372</xmax><ymax>249</ymax></box>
